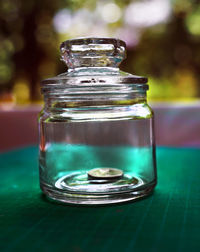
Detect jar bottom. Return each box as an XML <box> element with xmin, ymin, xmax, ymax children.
<box><xmin>40</xmin><ymin>176</ymin><xmax>156</xmax><ymax>205</ymax></box>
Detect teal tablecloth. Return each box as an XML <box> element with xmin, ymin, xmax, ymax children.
<box><xmin>0</xmin><ymin>146</ymin><xmax>199</xmax><ymax>252</ymax></box>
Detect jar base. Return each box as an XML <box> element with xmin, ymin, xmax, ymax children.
<box><xmin>40</xmin><ymin>181</ymin><xmax>156</xmax><ymax>205</ymax></box>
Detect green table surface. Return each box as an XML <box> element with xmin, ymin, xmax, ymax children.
<box><xmin>0</xmin><ymin>146</ymin><xmax>199</xmax><ymax>252</ymax></box>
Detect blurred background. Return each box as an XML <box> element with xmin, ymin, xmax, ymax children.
<box><xmin>1</xmin><ymin>0</ymin><xmax>200</xmax><ymax>104</ymax></box>
<box><xmin>1</xmin><ymin>0</ymin><xmax>200</xmax><ymax>151</ymax></box>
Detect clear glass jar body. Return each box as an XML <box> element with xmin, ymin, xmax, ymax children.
<box><xmin>39</xmin><ymin>91</ymin><xmax>156</xmax><ymax>205</ymax></box>
<box><xmin>39</xmin><ymin>37</ymin><xmax>156</xmax><ymax>205</ymax></box>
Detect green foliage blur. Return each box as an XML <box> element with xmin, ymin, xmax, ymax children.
<box><xmin>0</xmin><ymin>0</ymin><xmax>200</xmax><ymax>104</ymax></box>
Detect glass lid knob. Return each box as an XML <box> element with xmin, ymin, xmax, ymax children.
<box><xmin>60</xmin><ymin>37</ymin><xmax>126</xmax><ymax>69</ymax></box>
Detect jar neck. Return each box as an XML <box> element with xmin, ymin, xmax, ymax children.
<box><xmin>43</xmin><ymin>87</ymin><xmax>147</xmax><ymax>111</ymax></box>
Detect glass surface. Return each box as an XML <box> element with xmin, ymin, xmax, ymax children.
<box><xmin>40</xmin><ymin>118</ymin><xmax>155</xmax><ymax>189</ymax></box>
<box><xmin>39</xmin><ymin>37</ymin><xmax>157</xmax><ymax>205</ymax></box>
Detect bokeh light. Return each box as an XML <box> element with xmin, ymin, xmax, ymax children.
<box><xmin>124</xmin><ymin>0</ymin><xmax>171</xmax><ymax>27</ymax></box>
<box><xmin>101</xmin><ymin>2</ymin><xmax>121</xmax><ymax>23</ymax></box>
<box><xmin>13</xmin><ymin>79</ymin><xmax>30</xmax><ymax>104</ymax></box>
<box><xmin>53</xmin><ymin>9</ymin><xmax>72</xmax><ymax>34</ymax></box>
<box><xmin>186</xmin><ymin>6</ymin><xmax>200</xmax><ymax>36</ymax></box>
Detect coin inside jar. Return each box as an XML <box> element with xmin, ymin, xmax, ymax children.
<box><xmin>88</xmin><ymin>168</ymin><xmax>123</xmax><ymax>180</ymax></box>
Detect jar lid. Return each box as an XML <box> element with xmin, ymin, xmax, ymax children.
<box><xmin>41</xmin><ymin>37</ymin><xmax>148</xmax><ymax>90</ymax></box>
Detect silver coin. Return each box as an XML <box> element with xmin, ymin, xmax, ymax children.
<box><xmin>88</xmin><ymin>168</ymin><xmax>123</xmax><ymax>180</ymax></box>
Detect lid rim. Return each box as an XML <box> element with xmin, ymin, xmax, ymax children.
<box><xmin>41</xmin><ymin>76</ymin><xmax>148</xmax><ymax>86</ymax></box>
<box><xmin>60</xmin><ymin>37</ymin><xmax>126</xmax><ymax>49</ymax></box>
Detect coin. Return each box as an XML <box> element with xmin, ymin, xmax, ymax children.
<box><xmin>88</xmin><ymin>168</ymin><xmax>123</xmax><ymax>180</ymax></box>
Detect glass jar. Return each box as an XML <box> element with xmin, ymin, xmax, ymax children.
<box><xmin>39</xmin><ymin>37</ymin><xmax>157</xmax><ymax>205</ymax></box>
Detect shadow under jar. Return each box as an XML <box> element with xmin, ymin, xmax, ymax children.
<box><xmin>39</xmin><ymin>37</ymin><xmax>157</xmax><ymax>205</ymax></box>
